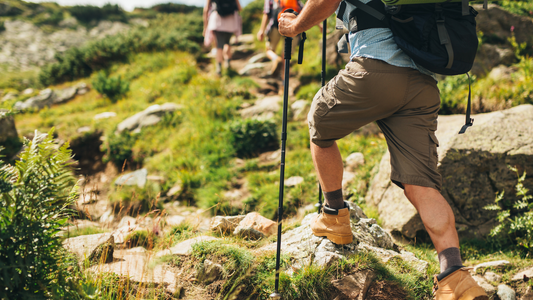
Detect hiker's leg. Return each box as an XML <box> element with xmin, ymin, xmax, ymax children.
<box><xmin>403</xmin><ymin>184</ymin><xmax>459</xmax><ymax>252</ymax></box>
<box><xmin>223</xmin><ymin>43</ymin><xmax>231</xmax><ymax>61</ymax></box>
<box><xmin>216</xmin><ymin>48</ymin><xmax>224</xmax><ymax>64</ymax></box>
<box><xmin>310</xmin><ymin>142</ymin><xmax>343</xmax><ymax>194</ymax></box>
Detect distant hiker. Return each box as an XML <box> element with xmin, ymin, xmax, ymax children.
<box><xmin>256</xmin><ymin>0</ymin><xmax>305</xmax><ymax>78</ymax></box>
<box><xmin>203</xmin><ymin>0</ymin><xmax>242</xmax><ymax>75</ymax></box>
<box><xmin>278</xmin><ymin>0</ymin><xmax>489</xmax><ymax>299</ymax></box>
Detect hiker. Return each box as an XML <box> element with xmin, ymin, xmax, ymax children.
<box><xmin>278</xmin><ymin>0</ymin><xmax>489</xmax><ymax>299</ymax></box>
<box><xmin>203</xmin><ymin>0</ymin><xmax>242</xmax><ymax>75</ymax></box>
<box><xmin>256</xmin><ymin>0</ymin><xmax>305</xmax><ymax>78</ymax></box>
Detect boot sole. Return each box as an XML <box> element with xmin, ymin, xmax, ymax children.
<box><xmin>313</xmin><ymin>231</ymin><xmax>353</xmax><ymax>245</ymax></box>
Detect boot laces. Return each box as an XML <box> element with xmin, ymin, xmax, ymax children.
<box><xmin>432</xmin><ymin>279</ymin><xmax>439</xmax><ymax>299</ymax></box>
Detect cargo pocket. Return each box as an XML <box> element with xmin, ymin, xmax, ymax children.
<box><xmin>428</xmin><ymin>132</ymin><xmax>439</xmax><ymax>167</ymax></box>
<box><xmin>313</xmin><ymin>81</ymin><xmax>338</xmax><ymax>118</ymax></box>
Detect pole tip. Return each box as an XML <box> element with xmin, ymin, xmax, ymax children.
<box><xmin>270</xmin><ymin>292</ymin><xmax>282</xmax><ymax>299</ymax></box>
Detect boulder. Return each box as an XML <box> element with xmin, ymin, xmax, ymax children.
<box><xmin>291</xmin><ymin>99</ymin><xmax>310</xmax><ymax>121</ymax></box>
<box><xmin>0</xmin><ymin>110</ymin><xmax>18</xmax><ymax>144</ymax></box>
<box><xmin>114</xmin><ymin>168</ymin><xmax>148</xmax><ymax>188</ymax></box>
<box><xmin>117</xmin><ymin>103</ymin><xmax>182</xmax><ymax>133</ymax></box>
<box><xmin>233</xmin><ymin>212</ymin><xmax>276</xmax><ymax>237</ymax></box>
<box><xmin>94</xmin><ymin>112</ymin><xmax>117</xmax><ymax>120</ymax></box>
<box><xmin>240</xmin><ymin>96</ymin><xmax>281</xmax><ymax>120</ymax></box>
<box><xmin>472</xmin><ymin>44</ymin><xmax>515</xmax><ymax>77</ymax></box>
<box><xmin>210</xmin><ymin>215</ymin><xmax>246</xmax><ymax>234</ymax></box>
<box><xmin>13</xmin><ymin>88</ymin><xmax>55</xmax><ymax>111</ymax></box>
<box><xmin>523</xmin><ymin>286</ymin><xmax>533</xmax><ymax>300</ymax></box>
<box><xmin>1</xmin><ymin>92</ymin><xmax>18</xmax><ymax>102</ymax></box>
<box><xmin>53</xmin><ymin>86</ymin><xmax>78</xmax><ymax>104</ymax></box>
<box><xmin>474</xmin><ymin>260</ymin><xmax>510</xmax><ymax>273</ymax></box>
<box><xmin>197</xmin><ymin>259</ymin><xmax>224</xmax><ymax>284</ymax></box>
<box><xmin>475</xmin><ymin>4</ymin><xmax>533</xmax><ymax>48</ymax></box>
<box><xmin>472</xmin><ymin>275</ymin><xmax>497</xmax><ymax>296</ymax></box>
<box><xmin>497</xmin><ymin>284</ymin><xmax>516</xmax><ymax>300</ymax></box>
<box><xmin>512</xmin><ymin>267</ymin><xmax>533</xmax><ymax>282</ymax></box>
<box><xmin>285</xmin><ymin>176</ymin><xmax>304</xmax><ymax>187</ymax></box>
<box><xmin>331</xmin><ymin>269</ymin><xmax>376</xmax><ymax>300</ymax></box>
<box><xmin>345</xmin><ymin>152</ymin><xmax>365</xmax><ymax>172</ymax></box>
<box><xmin>366</xmin><ymin>105</ymin><xmax>533</xmax><ymax>239</ymax></box>
<box><xmin>323</xmin><ymin>30</ymin><xmax>351</xmax><ymax>68</ymax></box>
<box><xmin>258</xmin><ymin>204</ymin><xmax>404</xmax><ymax>269</ymax></box>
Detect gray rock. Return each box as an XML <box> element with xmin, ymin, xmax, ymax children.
<box><xmin>239</xmin><ymin>62</ymin><xmax>270</xmax><ymax>76</ymax></box>
<box><xmin>512</xmin><ymin>267</ymin><xmax>533</xmax><ymax>282</ymax></box>
<box><xmin>0</xmin><ymin>110</ymin><xmax>18</xmax><ymax>144</ymax></box>
<box><xmin>114</xmin><ymin>168</ymin><xmax>148</xmax><ymax>188</ymax></box>
<box><xmin>1</xmin><ymin>92</ymin><xmax>18</xmax><ymax>102</ymax></box>
<box><xmin>285</xmin><ymin>176</ymin><xmax>304</xmax><ymax>187</ymax></box>
<box><xmin>14</xmin><ymin>88</ymin><xmax>55</xmax><ymax>111</ymax></box>
<box><xmin>472</xmin><ymin>275</ymin><xmax>497</xmax><ymax>295</ymax></box>
<box><xmin>473</xmin><ymin>260</ymin><xmax>510</xmax><ymax>273</ymax></box>
<box><xmin>197</xmin><ymin>259</ymin><xmax>224</xmax><ymax>284</ymax></box>
<box><xmin>210</xmin><ymin>215</ymin><xmax>245</xmax><ymax>234</ymax></box>
<box><xmin>240</xmin><ymin>96</ymin><xmax>280</xmax><ymax>119</ymax></box>
<box><xmin>53</xmin><ymin>86</ymin><xmax>78</xmax><ymax>104</ymax></box>
<box><xmin>94</xmin><ymin>112</ymin><xmax>117</xmax><ymax>120</ymax></box>
<box><xmin>291</xmin><ymin>100</ymin><xmax>310</xmax><ymax>121</ymax></box>
<box><xmin>366</xmin><ymin>105</ymin><xmax>533</xmax><ymax>238</ymax></box>
<box><xmin>117</xmin><ymin>103</ymin><xmax>182</xmax><ymax>133</ymax></box>
<box><xmin>484</xmin><ymin>271</ymin><xmax>502</xmax><ymax>283</ymax></box>
<box><xmin>331</xmin><ymin>269</ymin><xmax>376</xmax><ymax>300</ymax></box>
<box><xmin>475</xmin><ymin>4</ymin><xmax>533</xmax><ymax>49</ymax></box>
<box><xmin>233</xmin><ymin>226</ymin><xmax>265</xmax><ymax>240</ymax></box>
<box><xmin>258</xmin><ymin>208</ymin><xmax>404</xmax><ymax>269</ymax></box>
<box><xmin>165</xmin><ymin>215</ymin><xmax>186</xmax><ymax>228</ymax></box>
<box><xmin>497</xmin><ymin>284</ymin><xmax>516</xmax><ymax>300</ymax></box>
<box><xmin>472</xmin><ymin>44</ymin><xmax>516</xmax><ymax>77</ymax></box>
<box><xmin>345</xmin><ymin>152</ymin><xmax>365</xmax><ymax>172</ymax></box>
<box><xmin>247</xmin><ymin>53</ymin><xmax>269</xmax><ymax>64</ymax></box>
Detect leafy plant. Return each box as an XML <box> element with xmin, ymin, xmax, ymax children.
<box><xmin>0</xmin><ymin>130</ymin><xmax>79</xmax><ymax>299</ymax></box>
<box><xmin>92</xmin><ymin>71</ymin><xmax>130</xmax><ymax>102</ymax></box>
<box><xmin>67</xmin><ymin>4</ymin><xmax>127</xmax><ymax>24</ymax></box>
<box><xmin>229</xmin><ymin>118</ymin><xmax>279</xmax><ymax>158</ymax></box>
<box><xmin>484</xmin><ymin>166</ymin><xmax>533</xmax><ymax>254</ymax></box>
<box><xmin>124</xmin><ymin>230</ymin><xmax>159</xmax><ymax>249</ymax></box>
<box><xmin>101</xmin><ymin>132</ymin><xmax>136</xmax><ymax>168</ymax></box>
<box><xmin>0</xmin><ymin>21</ymin><xmax>5</xmax><ymax>32</ymax></box>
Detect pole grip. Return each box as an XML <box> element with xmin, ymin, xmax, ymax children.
<box><xmin>284</xmin><ymin>36</ymin><xmax>293</xmax><ymax>62</ymax></box>
<box><xmin>298</xmin><ymin>32</ymin><xmax>306</xmax><ymax>65</ymax></box>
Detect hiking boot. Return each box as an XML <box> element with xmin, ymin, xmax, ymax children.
<box><xmin>311</xmin><ymin>203</ymin><xmax>353</xmax><ymax>245</ymax></box>
<box><xmin>433</xmin><ymin>267</ymin><xmax>489</xmax><ymax>300</ymax></box>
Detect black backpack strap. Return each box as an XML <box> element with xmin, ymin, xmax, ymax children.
<box><xmin>343</xmin><ymin>0</ymin><xmax>388</xmax><ymax>32</ymax></box>
<box><xmin>458</xmin><ymin>73</ymin><xmax>474</xmax><ymax>134</ymax></box>
<box><xmin>435</xmin><ymin>4</ymin><xmax>454</xmax><ymax>69</ymax></box>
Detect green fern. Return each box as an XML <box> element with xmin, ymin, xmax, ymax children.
<box><xmin>484</xmin><ymin>166</ymin><xmax>533</xmax><ymax>254</ymax></box>
<box><xmin>0</xmin><ymin>130</ymin><xmax>80</xmax><ymax>299</ymax></box>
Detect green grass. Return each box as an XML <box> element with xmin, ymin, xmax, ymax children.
<box><xmin>64</xmin><ymin>226</ymin><xmax>109</xmax><ymax>238</ymax></box>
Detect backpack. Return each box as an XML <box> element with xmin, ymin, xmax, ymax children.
<box><xmin>272</xmin><ymin>0</ymin><xmax>302</xmax><ymax>27</ymax></box>
<box><xmin>213</xmin><ymin>0</ymin><xmax>238</xmax><ymax>17</ymax></box>
<box><xmin>337</xmin><ymin>0</ymin><xmax>488</xmax><ymax>133</ymax></box>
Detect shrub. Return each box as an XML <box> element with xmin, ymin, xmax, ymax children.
<box><xmin>0</xmin><ymin>21</ymin><xmax>5</xmax><ymax>32</ymax></box>
<box><xmin>241</xmin><ymin>0</ymin><xmax>264</xmax><ymax>34</ymax></box>
<box><xmin>101</xmin><ymin>131</ymin><xmax>136</xmax><ymax>168</ymax></box>
<box><xmin>92</xmin><ymin>71</ymin><xmax>129</xmax><ymax>102</ymax></box>
<box><xmin>68</xmin><ymin>4</ymin><xmax>127</xmax><ymax>24</ymax></box>
<box><xmin>229</xmin><ymin>118</ymin><xmax>279</xmax><ymax>158</ymax></box>
<box><xmin>124</xmin><ymin>230</ymin><xmax>159</xmax><ymax>249</ymax></box>
<box><xmin>39</xmin><ymin>13</ymin><xmax>203</xmax><ymax>86</ymax></box>
<box><xmin>485</xmin><ymin>166</ymin><xmax>533</xmax><ymax>255</ymax></box>
<box><xmin>150</xmin><ymin>3</ymin><xmax>202</xmax><ymax>14</ymax></box>
<box><xmin>0</xmin><ymin>131</ymin><xmax>79</xmax><ymax>299</ymax></box>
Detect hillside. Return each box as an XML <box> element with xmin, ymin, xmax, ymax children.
<box><xmin>1</xmin><ymin>1</ymin><xmax>533</xmax><ymax>299</ymax></box>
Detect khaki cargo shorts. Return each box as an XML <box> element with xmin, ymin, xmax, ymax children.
<box><xmin>308</xmin><ymin>57</ymin><xmax>442</xmax><ymax>190</ymax></box>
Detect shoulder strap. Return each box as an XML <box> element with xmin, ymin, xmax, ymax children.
<box><xmin>342</xmin><ymin>0</ymin><xmax>388</xmax><ymax>32</ymax></box>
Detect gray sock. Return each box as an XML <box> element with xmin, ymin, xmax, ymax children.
<box><xmin>438</xmin><ymin>247</ymin><xmax>463</xmax><ymax>273</ymax></box>
<box><xmin>324</xmin><ymin>189</ymin><xmax>344</xmax><ymax>209</ymax></box>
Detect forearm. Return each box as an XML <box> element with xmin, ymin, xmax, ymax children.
<box><xmin>259</xmin><ymin>13</ymin><xmax>269</xmax><ymax>32</ymax></box>
<box><xmin>293</xmin><ymin>0</ymin><xmax>340</xmax><ymax>33</ymax></box>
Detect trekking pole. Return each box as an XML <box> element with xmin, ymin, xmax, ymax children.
<box><xmin>316</xmin><ymin>19</ymin><xmax>327</xmax><ymax>214</ymax></box>
<box><xmin>270</xmin><ymin>9</ymin><xmax>306</xmax><ymax>300</ymax></box>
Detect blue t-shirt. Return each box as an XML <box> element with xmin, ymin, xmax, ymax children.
<box><xmin>336</xmin><ymin>0</ymin><xmax>435</xmax><ymax>78</ymax></box>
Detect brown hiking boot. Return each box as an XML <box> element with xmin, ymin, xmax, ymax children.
<box><xmin>433</xmin><ymin>267</ymin><xmax>489</xmax><ymax>300</ymax></box>
<box><xmin>311</xmin><ymin>203</ymin><xmax>353</xmax><ymax>245</ymax></box>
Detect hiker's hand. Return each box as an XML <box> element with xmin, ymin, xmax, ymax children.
<box><xmin>257</xmin><ymin>29</ymin><xmax>264</xmax><ymax>41</ymax></box>
<box><xmin>278</xmin><ymin>12</ymin><xmax>299</xmax><ymax>37</ymax></box>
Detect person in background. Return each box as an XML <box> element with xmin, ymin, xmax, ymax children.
<box><xmin>204</xmin><ymin>0</ymin><xmax>242</xmax><ymax>75</ymax></box>
<box><xmin>256</xmin><ymin>0</ymin><xmax>303</xmax><ymax>78</ymax></box>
